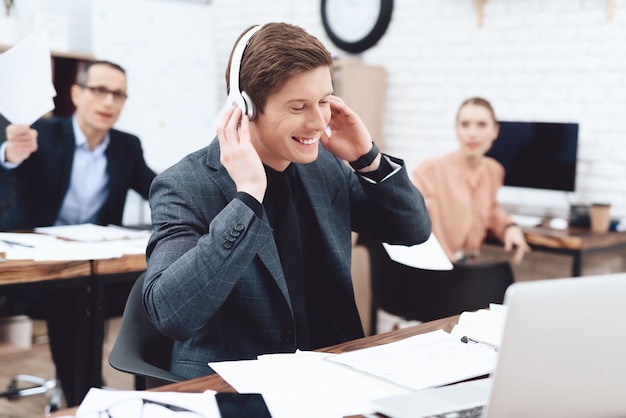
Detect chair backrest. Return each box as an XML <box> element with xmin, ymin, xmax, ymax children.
<box><xmin>108</xmin><ymin>271</ymin><xmax>184</xmax><ymax>389</ymax></box>
<box><xmin>358</xmin><ymin>236</ymin><xmax>514</xmax><ymax>334</ymax></box>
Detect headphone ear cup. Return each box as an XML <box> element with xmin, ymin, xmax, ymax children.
<box><xmin>241</xmin><ymin>91</ymin><xmax>256</xmax><ymax>120</ymax></box>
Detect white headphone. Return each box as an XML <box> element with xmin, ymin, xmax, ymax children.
<box><xmin>227</xmin><ymin>25</ymin><xmax>262</xmax><ymax>120</ymax></box>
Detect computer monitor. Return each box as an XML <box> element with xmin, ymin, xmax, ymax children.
<box><xmin>486</xmin><ymin>121</ymin><xmax>579</xmax><ymax>192</ymax></box>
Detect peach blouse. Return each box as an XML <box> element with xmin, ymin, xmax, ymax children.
<box><xmin>411</xmin><ymin>150</ymin><xmax>512</xmax><ymax>262</ymax></box>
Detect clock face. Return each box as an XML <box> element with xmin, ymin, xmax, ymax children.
<box><xmin>321</xmin><ymin>0</ymin><xmax>393</xmax><ymax>54</ymax></box>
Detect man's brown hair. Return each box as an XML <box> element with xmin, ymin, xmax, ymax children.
<box><xmin>225</xmin><ymin>22</ymin><xmax>333</xmax><ymax>117</ymax></box>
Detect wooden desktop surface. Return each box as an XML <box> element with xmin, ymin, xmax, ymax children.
<box><xmin>0</xmin><ymin>259</ymin><xmax>91</xmax><ymax>285</ymax></box>
<box><xmin>92</xmin><ymin>253</ymin><xmax>147</xmax><ymax>276</ymax></box>
<box><xmin>523</xmin><ymin>225</ymin><xmax>626</xmax><ymax>251</ymax></box>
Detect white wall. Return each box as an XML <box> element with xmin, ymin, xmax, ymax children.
<box><xmin>206</xmin><ymin>0</ymin><xmax>626</xmax><ymax>219</ymax></box>
<box><xmin>9</xmin><ymin>0</ymin><xmax>626</xmax><ymax>221</ymax></box>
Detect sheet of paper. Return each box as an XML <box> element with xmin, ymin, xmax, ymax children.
<box><xmin>383</xmin><ymin>232</ymin><xmax>453</xmax><ymax>270</ymax></box>
<box><xmin>210</xmin><ymin>351</ymin><xmax>410</xmax><ymax>418</ymax></box>
<box><xmin>74</xmin><ymin>387</ymin><xmax>220</xmax><ymax>418</ymax></box>
<box><xmin>0</xmin><ymin>232</ymin><xmax>60</xmax><ymax>250</ymax></box>
<box><xmin>1</xmin><ymin>231</ymin><xmax>148</xmax><ymax>261</ymax></box>
<box><xmin>326</xmin><ymin>329</ymin><xmax>497</xmax><ymax>391</ymax></box>
<box><xmin>0</xmin><ymin>31</ymin><xmax>57</xmax><ymax>124</ymax></box>
<box><xmin>450</xmin><ymin>306</ymin><xmax>508</xmax><ymax>347</ymax></box>
<box><xmin>34</xmin><ymin>223</ymin><xmax>151</xmax><ymax>242</ymax></box>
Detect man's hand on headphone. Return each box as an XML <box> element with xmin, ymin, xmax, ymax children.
<box><xmin>320</xmin><ymin>96</ymin><xmax>381</xmax><ymax>172</ymax></box>
<box><xmin>216</xmin><ymin>106</ymin><xmax>266</xmax><ymax>203</ymax></box>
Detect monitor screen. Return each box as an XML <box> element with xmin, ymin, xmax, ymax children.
<box><xmin>485</xmin><ymin>121</ymin><xmax>579</xmax><ymax>192</ymax></box>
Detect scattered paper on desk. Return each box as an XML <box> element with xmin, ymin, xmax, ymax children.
<box><xmin>0</xmin><ymin>232</ymin><xmax>59</xmax><ymax>249</ymax></box>
<box><xmin>450</xmin><ymin>306</ymin><xmax>508</xmax><ymax>348</ymax></box>
<box><xmin>76</xmin><ymin>387</ymin><xmax>220</xmax><ymax>418</ymax></box>
<box><xmin>35</xmin><ymin>223</ymin><xmax>151</xmax><ymax>242</ymax></box>
<box><xmin>0</xmin><ymin>231</ymin><xmax>148</xmax><ymax>261</ymax></box>
<box><xmin>210</xmin><ymin>350</ymin><xmax>410</xmax><ymax>418</ymax></box>
<box><xmin>0</xmin><ymin>32</ymin><xmax>56</xmax><ymax>124</ymax></box>
<box><xmin>383</xmin><ymin>232</ymin><xmax>453</xmax><ymax>270</ymax></box>
<box><xmin>327</xmin><ymin>329</ymin><xmax>497</xmax><ymax>391</ymax></box>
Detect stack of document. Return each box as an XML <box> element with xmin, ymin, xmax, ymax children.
<box><xmin>0</xmin><ymin>224</ymin><xmax>151</xmax><ymax>261</ymax></box>
<box><xmin>34</xmin><ymin>223</ymin><xmax>151</xmax><ymax>242</ymax></box>
<box><xmin>209</xmin><ymin>330</ymin><xmax>499</xmax><ymax>417</ymax></box>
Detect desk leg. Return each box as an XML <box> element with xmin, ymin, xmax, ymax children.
<box><xmin>572</xmin><ymin>253</ymin><xmax>582</xmax><ymax>277</ymax></box>
<box><xmin>87</xmin><ymin>276</ymin><xmax>106</xmax><ymax>399</ymax></box>
<box><xmin>45</xmin><ymin>277</ymin><xmax>96</xmax><ymax>407</ymax></box>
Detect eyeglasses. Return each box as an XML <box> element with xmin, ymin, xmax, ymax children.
<box><xmin>79</xmin><ymin>84</ymin><xmax>128</xmax><ymax>102</ymax></box>
<box><xmin>76</xmin><ymin>397</ymin><xmax>204</xmax><ymax>418</ymax></box>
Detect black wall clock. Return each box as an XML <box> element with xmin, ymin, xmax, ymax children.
<box><xmin>321</xmin><ymin>0</ymin><xmax>394</xmax><ymax>54</ymax></box>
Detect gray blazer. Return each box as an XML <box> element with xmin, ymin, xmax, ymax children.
<box><xmin>144</xmin><ymin>138</ymin><xmax>430</xmax><ymax>378</ymax></box>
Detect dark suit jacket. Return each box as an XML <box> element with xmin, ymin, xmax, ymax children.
<box><xmin>144</xmin><ymin>138</ymin><xmax>431</xmax><ymax>378</ymax></box>
<box><xmin>0</xmin><ymin>117</ymin><xmax>156</xmax><ymax>230</ymax></box>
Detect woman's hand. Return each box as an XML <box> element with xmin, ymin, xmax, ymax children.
<box><xmin>504</xmin><ymin>224</ymin><xmax>531</xmax><ymax>264</ymax></box>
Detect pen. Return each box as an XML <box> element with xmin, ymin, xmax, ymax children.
<box><xmin>0</xmin><ymin>239</ymin><xmax>35</xmax><ymax>248</ymax></box>
<box><xmin>461</xmin><ymin>336</ymin><xmax>499</xmax><ymax>351</ymax></box>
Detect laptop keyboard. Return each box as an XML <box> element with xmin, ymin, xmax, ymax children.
<box><xmin>425</xmin><ymin>405</ymin><xmax>484</xmax><ymax>418</ymax></box>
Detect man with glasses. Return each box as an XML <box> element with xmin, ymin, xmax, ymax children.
<box><xmin>0</xmin><ymin>60</ymin><xmax>156</xmax><ymax>407</ymax></box>
<box><xmin>0</xmin><ymin>59</ymin><xmax>155</xmax><ymax>229</ymax></box>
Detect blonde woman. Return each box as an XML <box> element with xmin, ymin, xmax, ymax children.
<box><xmin>412</xmin><ymin>97</ymin><xmax>529</xmax><ymax>265</ymax></box>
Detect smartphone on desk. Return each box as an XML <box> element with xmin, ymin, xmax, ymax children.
<box><xmin>215</xmin><ymin>393</ymin><xmax>272</xmax><ymax>418</ymax></box>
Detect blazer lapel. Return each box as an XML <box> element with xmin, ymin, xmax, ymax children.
<box><xmin>57</xmin><ymin>118</ymin><xmax>77</xmax><ymax>192</ymax></box>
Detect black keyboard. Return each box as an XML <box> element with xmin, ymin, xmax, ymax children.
<box><xmin>425</xmin><ymin>405</ymin><xmax>484</xmax><ymax>418</ymax></box>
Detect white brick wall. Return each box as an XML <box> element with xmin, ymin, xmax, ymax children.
<box><xmin>208</xmin><ymin>0</ymin><xmax>626</xmax><ymax>219</ymax></box>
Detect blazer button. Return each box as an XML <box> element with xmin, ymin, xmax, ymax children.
<box><xmin>234</xmin><ymin>223</ymin><xmax>245</xmax><ymax>232</ymax></box>
<box><xmin>284</xmin><ymin>329</ymin><xmax>294</xmax><ymax>343</ymax></box>
<box><xmin>226</xmin><ymin>235</ymin><xmax>237</xmax><ymax>242</ymax></box>
<box><xmin>223</xmin><ymin>240</ymin><xmax>233</xmax><ymax>249</ymax></box>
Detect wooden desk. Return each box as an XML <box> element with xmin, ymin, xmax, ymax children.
<box><xmin>523</xmin><ymin>226</ymin><xmax>626</xmax><ymax>276</ymax></box>
<box><xmin>51</xmin><ymin>315</ymin><xmax>460</xmax><ymax>417</ymax></box>
<box><xmin>0</xmin><ymin>258</ymin><xmax>93</xmax><ymax>406</ymax></box>
<box><xmin>0</xmin><ymin>259</ymin><xmax>91</xmax><ymax>286</ymax></box>
<box><xmin>155</xmin><ymin>315</ymin><xmax>459</xmax><ymax>394</ymax></box>
<box><xmin>0</xmin><ymin>254</ymin><xmax>146</xmax><ymax>406</ymax></box>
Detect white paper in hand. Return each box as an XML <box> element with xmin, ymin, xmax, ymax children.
<box><xmin>382</xmin><ymin>233</ymin><xmax>453</xmax><ymax>271</ymax></box>
<box><xmin>0</xmin><ymin>32</ymin><xmax>57</xmax><ymax>124</ymax></box>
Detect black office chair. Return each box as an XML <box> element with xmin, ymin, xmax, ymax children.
<box><xmin>357</xmin><ymin>236</ymin><xmax>515</xmax><ymax>335</ymax></box>
<box><xmin>108</xmin><ymin>272</ymin><xmax>185</xmax><ymax>389</ymax></box>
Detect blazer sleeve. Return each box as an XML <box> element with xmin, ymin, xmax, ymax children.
<box><xmin>350</xmin><ymin>154</ymin><xmax>432</xmax><ymax>246</ymax></box>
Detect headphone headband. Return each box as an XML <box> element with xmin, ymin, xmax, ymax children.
<box><xmin>227</xmin><ymin>25</ymin><xmax>262</xmax><ymax>119</ymax></box>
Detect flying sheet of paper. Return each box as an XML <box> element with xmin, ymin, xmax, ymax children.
<box><xmin>383</xmin><ymin>233</ymin><xmax>453</xmax><ymax>271</ymax></box>
<box><xmin>0</xmin><ymin>32</ymin><xmax>57</xmax><ymax>124</ymax></box>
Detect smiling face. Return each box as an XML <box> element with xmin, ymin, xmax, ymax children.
<box><xmin>71</xmin><ymin>63</ymin><xmax>127</xmax><ymax>144</ymax></box>
<box><xmin>250</xmin><ymin>66</ymin><xmax>333</xmax><ymax>171</ymax></box>
<box><xmin>455</xmin><ymin>102</ymin><xmax>500</xmax><ymax>163</ymax></box>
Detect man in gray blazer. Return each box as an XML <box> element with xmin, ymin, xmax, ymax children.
<box><xmin>144</xmin><ymin>22</ymin><xmax>431</xmax><ymax>379</ymax></box>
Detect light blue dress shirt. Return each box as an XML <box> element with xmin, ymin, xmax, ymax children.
<box><xmin>54</xmin><ymin>117</ymin><xmax>110</xmax><ymax>225</ymax></box>
<box><xmin>1</xmin><ymin>117</ymin><xmax>110</xmax><ymax>225</ymax></box>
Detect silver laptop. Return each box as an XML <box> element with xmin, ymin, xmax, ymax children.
<box><xmin>371</xmin><ymin>273</ymin><xmax>626</xmax><ymax>418</ymax></box>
